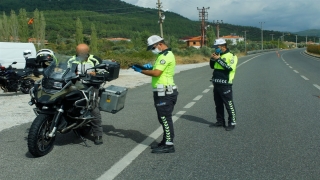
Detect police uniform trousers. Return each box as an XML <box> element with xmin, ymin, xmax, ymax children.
<box><xmin>213</xmin><ymin>84</ymin><xmax>236</xmax><ymax>125</ymax></box>
<box><xmin>84</xmin><ymin>84</ymin><xmax>103</xmax><ymax>136</ymax></box>
<box><xmin>153</xmin><ymin>89</ymin><xmax>178</xmax><ymax>143</ymax></box>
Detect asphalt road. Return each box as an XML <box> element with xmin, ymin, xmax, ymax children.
<box><xmin>0</xmin><ymin>48</ymin><xmax>319</xmax><ymax>180</ymax></box>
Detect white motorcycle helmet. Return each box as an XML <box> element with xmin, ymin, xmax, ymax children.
<box><xmin>23</xmin><ymin>50</ymin><xmax>32</xmax><ymax>59</ymax></box>
<box><xmin>36</xmin><ymin>49</ymin><xmax>55</xmax><ymax>71</ymax></box>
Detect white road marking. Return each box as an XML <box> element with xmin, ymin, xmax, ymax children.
<box><xmin>313</xmin><ymin>84</ymin><xmax>320</xmax><ymax>90</ymax></box>
<box><xmin>209</xmin><ymin>85</ymin><xmax>213</xmax><ymax>88</ymax></box>
<box><xmin>237</xmin><ymin>54</ymin><xmax>263</xmax><ymax>68</ymax></box>
<box><xmin>97</xmin><ymin>111</ymin><xmax>186</xmax><ymax>180</ymax></box>
<box><xmin>293</xmin><ymin>70</ymin><xmax>299</xmax><ymax>73</ymax></box>
<box><xmin>184</xmin><ymin>102</ymin><xmax>196</xmax><ymax>108</ymax></box>
<box><xmin>301</xmin><ymin>75</ymin><xmax>309</xmax><ymax>80</ymax></box>
<box><xmin>203</xmin><ymin>89</ymin><xmax>210</xmax><ymax>93</ymax></box>
<box><xmin>289</xmin><ymin>66</ymin><xmax>292</xmax><ymax>68</ymax></box>
<box><xmin>193</xmin><ymin>95</ymin><xmax>203</xmax><ymax>101</ymax></box>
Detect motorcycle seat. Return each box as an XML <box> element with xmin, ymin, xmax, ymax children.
<box><xmin>16</xmin><ymin>69</ymin><xmax>33</xmax><ymax>78</ymax></box>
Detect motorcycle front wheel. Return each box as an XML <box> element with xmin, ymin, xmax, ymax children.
<box><xmin>20</xmin><ymin>78</ymin><xmax>35</xmax><ymax>94</ymax></box>
<box><xmin>27</xmin><ymin>114</ymin><xmax>55</xmax><ymax>157</ymax></box>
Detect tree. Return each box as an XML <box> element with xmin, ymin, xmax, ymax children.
<box><xmin>10</xmin><ymin>10</ymin><xmax>19</xmax><ymax>42</ymax></box>
<box><xmin>32</xmin><ymin>9</ymin><xmax>41</xmax><ymax>49</ymax></box>
<box><xmin>206</xmin><ymin>26</ymin><xmax>216</xmax><ymax>47</ymax></box>
<box><xmin>18</xmin><ymin>8</ymin><xmax>29</xmax><ymax>42</ymax></box>
<box><xmin>90</xmin><ymin>23</ymin><xmax>98</xmax><ymax>54</ymax></box>
<box><xmin>39</xmin><ymin>11</ymin><xmax>46</xmax><ymax>49</ymax></box>
<box><xmin>0</xmin><ymin>18</ymin><xmax>3</xmax><ymax>41</ymax></box>
<box><xmin>75</xmin><ymin>17</ymin><xmax>83</xmax><ymax>44</ymax></box>
<box><xmin>1</xmin><ymin>12</ymin><xmax>10</xmax><ymax>41</ymax></box>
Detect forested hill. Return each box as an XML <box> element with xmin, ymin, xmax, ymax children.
<box><xmin>0</xmin><ymin>0</ymin><xmax>133</xmax><ymax>12</ymax></box>
<box><xmin>0</xmin><ymin>0</ymin><xmax>314</xmax><ymax>43</ymax></box>
<box><xmin>0</xmin><ymin>0</ymin><xmax>201</xmax><ymax>40</ymax></box>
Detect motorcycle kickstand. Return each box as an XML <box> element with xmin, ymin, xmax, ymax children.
<box><xmin>73</xmin><ymin>130</ymin><xmax>89</xmax><ymax>147</ymax></box>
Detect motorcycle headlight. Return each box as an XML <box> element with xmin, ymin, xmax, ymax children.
<box><xmin>53</xmin><ymin>82</ymin><xmax>63</xmax><ymax>89</ymax></box>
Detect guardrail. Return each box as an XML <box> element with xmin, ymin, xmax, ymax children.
<box><xmin>246</xmin><ymin>48</ymin><xmax>279</xmax><ymax>55</ymax></box>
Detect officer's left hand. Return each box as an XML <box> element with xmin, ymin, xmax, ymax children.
<box><xmin>88</xmin><ymin>71</ymin><xmax>96</xmax><ymax>76</ymax></box>
<box><xmin>131</xmin><ymin>65</ymin><xmax>142</xmax><ymax>73</ymax></box>
<box><xmin>143</xmin><ymin>63</ymin><xmax>153</xmax><ymax>70</ymax></box>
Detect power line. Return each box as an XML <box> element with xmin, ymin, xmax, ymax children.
<box><xmin>197</xmin><ymin>7</ymin><xmax>209</xmax><ymax>47</ymax></box>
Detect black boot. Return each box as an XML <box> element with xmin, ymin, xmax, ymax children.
<box><xmin>151</xmin><ymin>141</ymin><xmax>165</xmax><ymax>149</ymax></box>
<box><xmin>209</xmin><ymin>121</ymin><xmax>226</xmax><ymax>128</ymax></box>
<box><xmin>94</xmin><ymin>136</ymin><xmax>103</xmax><ymax>145</ymax></box>
<box><xmin>225</xmin><ymin>125</ymin><xmax>235</xmax><ymax>131</ymax></box>
<box><xmin>151</xmin><ymin>145</ymin><xmax>175</xmax><ymax>154</ymax></box>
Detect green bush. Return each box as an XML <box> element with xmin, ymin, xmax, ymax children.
<box><xmin>307</xmin><ymin>44</ymin><xmax>320</xmax><ymax>54</ymax></box>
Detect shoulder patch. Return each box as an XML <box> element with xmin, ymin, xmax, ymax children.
<box><xmin>160</xmin><ymin>59</ymin><xmax>166</xmax><ymax>64</ymax></box>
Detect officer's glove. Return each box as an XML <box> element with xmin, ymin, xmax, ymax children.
<box><xmin>131</xmin><ymin>65</ymin><xmax>142</xmax><ymax>73</ymax></box>
<box><xmin>143</xmin><ymin>63</ymin><xmax>153</xmax><ymax>70</ymax></box>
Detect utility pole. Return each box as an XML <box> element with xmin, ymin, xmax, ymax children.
<box><xmin>213</xmin><ymin>20</ymin><xmax>223</xmax><ymax>38</ymax></box>
<box><xmin>270</xmin><ymin>34</ymin><xmax>274</xmax><ymax>41</ymax></box>
<box><xmin>157</xmin><ymin>0</ymin><xmax>165</xmax><ymax>38</ymax></box>
<box><xmin>306</xmin><ymin>36</ymin><xmax>307</xmax><ymax>45</ymax></box>
<box><xmin>242</xmin><ymin>30</ymin><xmax>248</xmax><ymax>53</ymax></box>
<box><xmin>259</xmin><ymin>22</ymin><xmax>265</xmax><ymax>50</ymax></box>
<box><xmin>295</xmin><ymin>35</ymin><xmax>297</xmax><ymax>48</ymax></box>
<box><xmin>197</xmin><ymin>7</ymin><xmax>209</xmax><ymax>47</ymax></box>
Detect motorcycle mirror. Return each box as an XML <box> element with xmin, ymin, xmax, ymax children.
<box><xmin>12</xmin><ymin>62</ymin><xmax>17</xmax><ymax>64</ymax></box>
<box><xmin>93</xmin><ymin>63</ymin><xmax>106</xmax><ymax>69</ymax></box>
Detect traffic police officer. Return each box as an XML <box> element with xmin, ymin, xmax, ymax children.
<box><xmin>132</xmin><ymin>35</ymin><xmax>178</xmax><ymax>153</ymax></box>
<box><xmin>210</xmin><ymin>38</ymin><xmax>238</xmax><ymax>131</ymax></box>
<box><xmin>67</xmin><ymin>43</ymin><xmax>104</xmax><ymax>145</ymax></box>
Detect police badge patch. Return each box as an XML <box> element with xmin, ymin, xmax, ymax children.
<box><xmin>160</xmin><ymin>59</ymin><xmax>166</xmax><ymax>64</ymax></box>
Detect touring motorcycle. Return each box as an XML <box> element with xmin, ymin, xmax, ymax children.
<box><xmin>27</xmin><ymin>58</ymin><xmax>122</xmax><ymax>157</ymax></box>
<box><xmin>0</xmin><ymin>62</ymin><xmax>35</xmax><ymax>94</ymax></box>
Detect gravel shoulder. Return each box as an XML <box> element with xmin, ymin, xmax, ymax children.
<box><xmin>0</xmin><ymin>62</ymin><xmax>208</xmax><ymax>132</ymax></box>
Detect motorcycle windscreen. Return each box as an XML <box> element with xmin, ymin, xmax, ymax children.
<box><xmin>43</xmin><ymin>60</ymin><xmax>77</xmax><ymax>81</ymax></box>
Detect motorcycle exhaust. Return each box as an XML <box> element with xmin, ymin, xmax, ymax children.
<box><xmin>60</xmin><ymin>123</ymin><xmax>77</xmax><ymax>134</ymax></box>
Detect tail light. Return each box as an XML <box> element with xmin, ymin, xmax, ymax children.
<box><xmin>0</xmin><ymin>66</ymin><xmax>5</xmax><ymax>70</ymax></box>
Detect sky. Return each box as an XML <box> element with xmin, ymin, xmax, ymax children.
<box><xmin>121</xmin><ymin>0</ymin><xmax>320</xmax><ymax>33</ymax></box>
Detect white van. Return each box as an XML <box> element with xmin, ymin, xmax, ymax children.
<box><xmin>0</xmin><ymin>42</ymin><xmax>37</xmax><ymax>69</ymax></box>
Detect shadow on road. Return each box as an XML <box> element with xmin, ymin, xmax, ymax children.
<box><xmin>102</xmin><ymin>125</ymin><xmax>154</xmax><ymax>146</ymax></box>
<box><xmin>180</xmin><ymin>114</ymin><xmax>213</xmax><ymax>126</ymax></box>
<box><xmin>0</xmin><ymin>92</ymin><xmax>26</xmax><ymax>96</ymax></box>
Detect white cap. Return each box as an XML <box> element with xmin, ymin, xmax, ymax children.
<box><xmin>147</xmin><ymin>35</ymin><xmax>164</xmax><ymax>50</ymax></box>
<box><xmin>213</xmin><ymin>38</ymin><xmax>226</xmax><ymax>48</ymax></box>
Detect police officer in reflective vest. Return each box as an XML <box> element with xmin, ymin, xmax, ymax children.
<box><xmin>210</xmin><ymin>38</ymin><xmax>238</xmax><ymax>131</ymax></box>
<box><xmin>131</xmin><ymin>35</ymin><xmax>178</xmax><ymax>153</ymax></box>
<box><xmin>67</xmin><ymin>43</ymin><xmax>104</xmax><ymax>145</ymax></box>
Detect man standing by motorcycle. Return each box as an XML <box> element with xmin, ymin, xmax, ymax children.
<box><xmin>67</xmin><ymin>43</ymin><xmax>103</xmax><ymax>145</ymax></box>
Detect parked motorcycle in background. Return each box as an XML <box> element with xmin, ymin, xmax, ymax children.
<box><xmin>0</xmin><ymin>61</ymin><xmax>35</xmax><ymax>94</ymax></box>
<box><xmin>27</xmin><ymin>57</ymin><xmax>127</xmax><ymax>157</ymax></box>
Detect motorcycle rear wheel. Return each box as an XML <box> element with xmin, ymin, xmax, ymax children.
<box><xmin>20</xmin><ymin>78</ymin><xmax>35</xmax><ymax>94</ymax></box>
<box><xmin>28</xmin><ymin>114</ymin><xmax>55</xmax><ymax>157</ymax></box>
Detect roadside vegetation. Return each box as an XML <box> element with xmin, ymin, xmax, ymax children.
<box><xmin>307</xmin><ymin>44</ymin><xmax>320</xmax><ymax>55</ymax></box>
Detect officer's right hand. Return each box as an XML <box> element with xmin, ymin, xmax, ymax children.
<box><xmin>143</xmin><ymin>63</ymin><xmax>153</xmax><ymax>70</ymax></box>
<box><xmin>211</xmin><ymin>53</ymin><xmax>220</xmax><ymax>60</ymax></box>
